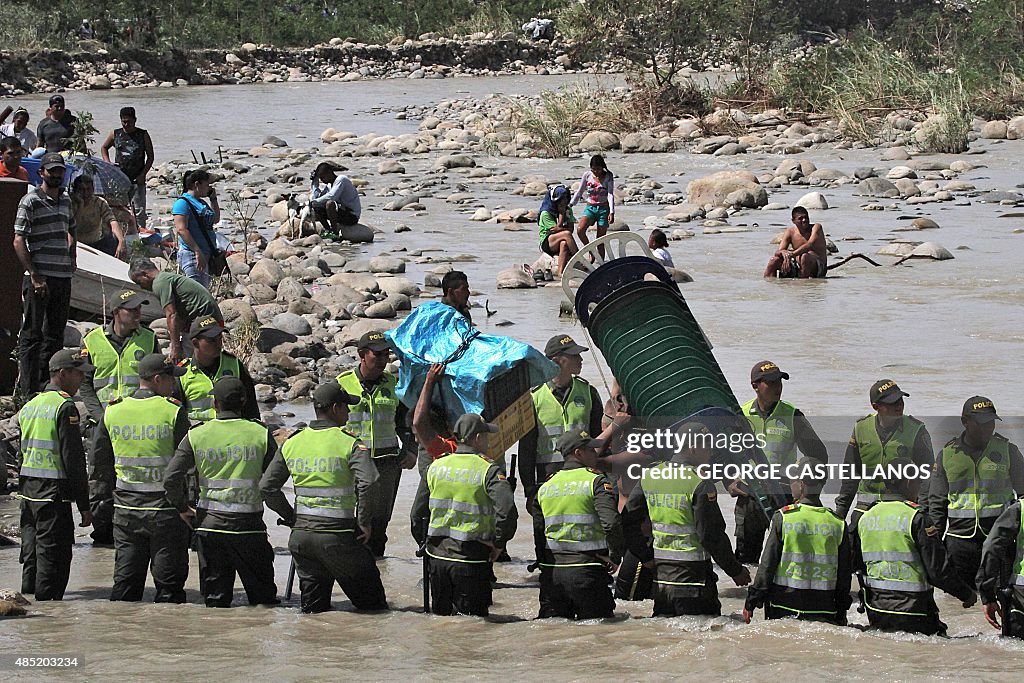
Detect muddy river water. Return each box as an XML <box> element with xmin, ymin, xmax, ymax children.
<box><xmin>2</xmin><ymin>75</ymin><xmax>1024</xmax><ymax>680</ymax></box>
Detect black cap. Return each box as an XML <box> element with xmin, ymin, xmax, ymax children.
<box><xmin>751</xmin><ymin>360</ymin><xmax>789</xmax><ymax>383</ymax></box>
<box><xmin>358</xmin><ymin>330</ymin><xmax>390</xmax><ymax>352</ymax></box>
<box><xmin>870</xmin><ymin>379</ymin><xmax>909</xmax><ymax>405</ymax></box>
<box><xmin>452</xmin><ymin>413</ymin><xmax>498</xmax><ymax>443</ymax></box>
<box><xmin>40</xmin><ymin>153</ymin><xmax>66</xmax><ymax>170</ymax></box>
<box><xmin>962</xmin><ymin>395</ymin><xmax>1001</xmax><ymax>423</ymax></box>
<box><xmin>48</xmin><ymin>94</ymin><xmax>65</xmax><ymax>106</ymax></box>
<box><xmin>138</xmin><ymin>353</ymin><xmax>187</xmax><ymax>379</ymax></box>
<box><xmin>544</xmin><ymin>334</ymin><xmax>588</xmax><ymax>358</ymax></box>
<box><xmin>313</xmin><ymin>382</ymin><xmax>360</xmax><ymax>409</ymax></box>
<box><xmin>557</xmin><ymin>428</ymin><xmax>605</xmax><ymax>457</ymax></box>
<box><xmin>49</xmin><ymin>348</ymin><xmax>93</xmax><ymax>372</ymax></box>
<box><xmin>212</xmin><ymin>376</ymin><xmax>246</xmax><ymax>411</ymax></box>
<box><xmin>190</xmin><ymin>315</ymin><xmax>223</xmax><ymax>340</ymax></box>
<box><xmin>112</xmin><ymin>288</ymin><xmax>150</xmax><ymax>310</ymax></box>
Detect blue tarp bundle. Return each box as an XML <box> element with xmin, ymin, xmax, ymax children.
<box><xmin>385</xmin><ymin>301</ymin><xmax>558</xmax><ymax>416</ymax></box>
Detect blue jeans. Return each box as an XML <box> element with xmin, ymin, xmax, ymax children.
<box><xmin>178</xmin><ymin>248</ymin><xmax>210</xmax><ymax>288</ymax></box>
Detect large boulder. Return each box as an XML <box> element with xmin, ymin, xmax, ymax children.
<box><xmin>326</xmin><ymin>272</ymin><xmax>379</xmax><ymax>292</ymax></box>
<box><xmin>368</xmin><ymin>256</ymin><xmax>406</xmax><ymax>274</ymax></box>
<box><xmin>795</xmin><ymin>192</ymin><xmax>829</xmax><ymax>210</ymax></box>
<box><xmin>687</xmin><ymin>171</ymin><xmax>767</xmax><ymax>208</ymax></box>
<box><xmin>376</xmin><ymin>276</ymin><xmax>420</xmax><ymax>297</ymax></box>
<box><xmin>1008</xmin><ymin>115</ymin><xmax>1024</xmax><ymax>140</ymax></box>
<box><xmin>248</xmin><ymin>258</ymin><xmax>286</xmax><ymax>288</ymax></box>
<box><xmin>339</xmin><ymin>223</ymin><xmax>375</xmax><ymax>243</ymax></box>
<box><xmin>433</xmin><ymin>154</ymin><xmax>476</xmax><ymax>169</ymax></box>
<box><xmin>910</xmin><ymin>242</ymin><xmax>954</xmax><ymax>260</ymax></box>
<box><xmin>271</xmin><ymin>312</ymin><xmax>312</xmax><ymax>336</ymax></box>
<box><xmin>219</xmin><ymin>298</ymin><xmax>258</xmax><ymax>326</ymax></box>
<box><xmin>496</xmin><ymin>265</ymin><xmax>537</xmax><ymax>289</ymax></box>
<box><xmin>980</xmin><ymin>120</ymin><xmax>1008</xmax><ymax>139</ymax></box>
<box><xmin>275</xmin><ymin>276</ymin><xmax>309</xmax><ymax>302</ymax></box>
<box><xmin>311</xmin><ymin>284</ymin><xmax>367</xmax><ymax>309</ymax></box>
<box><xmin>579</xmin><ymin>131</ymin><xmax>620</xmax><ymax>151</ymax></box>
<box><xmin>856</xmin><ymin>177</ymin><xmax>900</xmax><ymax>198</ymax></box>
<box><xmin>363</xmin><ymin>301</ymin><xmax>397</xmax><ymax>319</ymax></box>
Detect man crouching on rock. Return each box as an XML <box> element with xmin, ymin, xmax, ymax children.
<box><xmin>764</xmin><ymin>207</ymin><xmax>827</xmax><ymax>279</ymax></box>
<box><xmin>310</xmin><ymin>162</ymin><xmax>361</xmax><ymax>239</ymax></box>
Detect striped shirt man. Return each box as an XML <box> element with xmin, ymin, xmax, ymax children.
<box><xmin>14</xmin><ymin>185</ymin><xmax>76</xmax><ymax>279</ymax></box>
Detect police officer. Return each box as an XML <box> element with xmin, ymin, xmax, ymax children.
<box><xmin>736</xmin><ymin>360</ymin><xmax>828</xmax><ymax>563</ymax></box>
<box><xmin>519</xmin><ymin>335</ymin><xmax>604</xmax><ymax>564</ymax></box>
<box><xmin>977</xmin><ymin>496</ymin><xmax>1024</xmax><ymax>637</ymax></box>
<box><xmin>260</xmin><ymin>382</ymin><xmax>388</xmax><ymax>613</ymax></box>
<box><xmin>81</xmin><ymin>287</ymin><xmax>157</xmax><ymax>546</ymax></box>
<box><xmin>91</xmin><ymin>354</ymin><xmax>191</xmax><ymax>602</ymax></box>
<box><xmin>177</xmin><ymin>315</ymin><xmax>259</xmax><ymax>423</ymax></box>
<box><xmin>928</xmin><ymin>396</ymin><xmax>1024</xmax><ymax>582</ymax></box>
<box><xmin>622</xmin><ymin>422</ymin><xmax>751</xmax><ymax>616</ymax></box>
<box><xmin>411</xmin><ymin>414</ymin><xmax>516</xmax><ymax>616</ymax></box>
<box><xmin>336</xmin><ymin>330</ymin><xmax>414</xmax><ymax>558</ymax></box>
<box><xmin>835</xmin><ymin>380</ymin><xmax>934</xmax><ymax>525</ymax></box>
<box><xmin>744</xmin><ymin>459</ymin><xmax>851</xmax><ymax>625</ymax></box>
<box><xmin>851</xmin><ymin>459</ymin><xmax>977</xmax><ymax>635</ymax></box>
<box><xmin>17</xmin><ymin>349</ymin><xmax>93</xmax><ymax>601</ymax></box>
<box><xmin>536</xmin><ymin>428</ymin><xmax>622</xmax><ymax>620</ymax></box>
<box><xmin>164</xmin><ymin>377</ymin><xmax>280</xmax><ymax>608</ymax></box>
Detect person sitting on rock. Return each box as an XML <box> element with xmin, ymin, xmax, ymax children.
<box><xmin>764</xmin><ymin>207</ymin><xmax>827</xmax><ymax>279</ymax></box>
<box><xmin>310</xmin><ymin>162</ymin><xmax>361</xmax><ymax>240</ymax></box>
<box><xmin>648</xmin><ymin>229</ymin><xmax>673</xmax><ymax>268</ymax></box>
<box><xmin>538</xmin><ymin>185</ymin><xmax>578</xmax><ymax>278</ymax></box>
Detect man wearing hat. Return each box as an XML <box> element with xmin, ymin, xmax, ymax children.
<box><xmin>12</xmin><ymin>151</ymin><xmax>75</xmax><ymax>397</ymax></box>
<box><xmin>128</xmin><ymin>257</ymin><xmax>223</xmax><ymax>364</ymax></box>
<box><xmin>260</xmin><ymin>381</ymin><xmax>388</xmax><ymax>613</ymax></box>
<box><xmin>310</xmin><ymin>161</ymin><xmax>361</xmax><ymax>238</ymax></box>
<box><xmin>536</xmin><ymin>428</ymin><xmax>622</xmax><ymax>619</ymax></box>
<box><xmin>411</xmin><ymin>413</ymin><xmax>517</xmax><ymax>616</ymax></box>
<box><xmin>977</xmin><ymin>491</ymin><xmax>1024</xmax><ymax>638</ymax></box>
<box><xmin>177</xmin><ymin>315</ymin><xmax>258</xmax><ymax>423</ymax></box>
<box><xmin>164</xmin><ymin>377</ymin><xmax>280</xmax><ymax>608</ymax></box>
<box><xmin>36</xmin><ymin>94</ymin><xmax>76</xmax><ymax>153</ymax></box>
<box><xmin>623</xmin><ymin>422</ymin><xmax>752</xmax><ymax>616</ymax></box>
<box><xmin>91</xmin><ymin>354</ymin><xmax>191</xmax><ymax>602</ymax></box>
<box><xmin>735</xmin><ymin>360</ymin><xmax>828</xmax><ymax>563</ymax></box>
<box><xmin>80</xmin><ymin>288</ymin><xmax>157</xmax><ymax>544</ymax></box>
<box><xmin>336</xmin><ymin>330</ymin><xmax>414</xmax><ymax>558</ymax></box>
<box><xmin>744</xmin><ymin>458</ymin><xmax>851</xmax><ymax>625</ymax></box>
<box><xmin>16</xmin><ymin>349</ymin><xmax>93</xmax><ymax>601</ymax></box>
<box><xmin>929</xmin><ymin>396</ymin><xmax>1024</xmax><ymax>582</ymax></box>
<box><xmin>0</xmin><ymin>105</ymin><xmax>38</xmax><ymax>151</ymax></box>
<box><xmin>852</xmin><ymin>458</ymin><xmax>977</xmax><ymax>636</ymax></box>
<box><xmin>835</xmin><ymin>380</ymin><xmax>934</xmax><ymax>526</ymax></box>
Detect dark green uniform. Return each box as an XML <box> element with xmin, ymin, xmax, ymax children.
<box><xmin>164</xmin><ymin>410</ymin><xmax>279</xmax><ymax>607</ymax></box>
<box><xmin>410</xmin><ymin>446</ymin><xmax>517</xmax><ymax>616</ymax></box>
<box><xmin>928</xmin><ymin>432</ymin><xmax>1024</xmax><ymax>584</ymax></box>
<box><xmin>851</xmin><ymin>499</ymin><xmax>974</xmax><ymax>635</ymax></box>
<box><xmin>745</xmin><ymin>496</ymin><xmax>852</xmax><ymax>625</ymax></box>
<box><xmin>81</xmin><ymin>323</ymin><xmax>157</xmax><ymax>545</ymax></box>
<box><xmin>17</xmin><ymin>384</ymin><xmax>90</xmax><ymax>601</ymax></box>
<box><xmin>622</xmin><ymin>461</ymin><xmax>745</xmax><ymax>616</ymax></box>
<box><xmin>260</xmin><ymin>420</ymin><xmax>387</xmax><ymax>613</ymax></box>
<box><xmin>977</xmin><ymin>500</ymin><xmax>1024</xmax><ymax>638</ymax></box>
<box><xmin>91</xmin><ymin>389</ymin><xmax>191</xmax><ymax>602</ymax></box>
<box><xmin>536</xmin><ymin>461</ymin><xmax>622</xmax><ymax>620</ymax></box>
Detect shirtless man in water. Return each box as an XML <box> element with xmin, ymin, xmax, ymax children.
<box><xmin>764</xmin><ymin>207</ymin><xmax>827</xmax><ymax>278</ymax></box>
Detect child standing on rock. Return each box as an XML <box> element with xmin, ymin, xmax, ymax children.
<box><xmin>570</xmin><ymin>154</ymin><xmax>615</xmax><ymax>260</ymax></box>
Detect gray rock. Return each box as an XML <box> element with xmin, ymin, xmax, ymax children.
<box><xmin>263</xmin><ymin>135</ymin><xmax>288</xmax><ymax>147</ymax></box>
<box><xmin>254</xmin><ymin>384</ymin><xmax>276</xmax><ymax>403</ymax></box>
<box><xmin>910</xmin><ymin>242</ymin><xmax>954</xmax><ymax>260</ymax></box>
<box><xmin>247</xmin><ymin>283</ymin><xmax>278</xmax><ymax>304</ymax></box>
<box><xmin>854</xmin><ymin>167</ymin><xmax>876</xmax><ymax>180</ymax></box>
<box><xmin>255</xmin><ymin>327</ymin><xmax>298</xmax><ymax>352</ymax></box>
<box><xmin>980</xmin><ymin>120</ymin><xmax>1008</xmax><ymax>139</ymax></box>
<box><xmin>248</xmin><ymin>258</ymin><xmax>285</xmax><ymax>287</ymax></box>
<box><xmin>434</xmin><ymin>154</ymin><xmax>476</xmax><ymax>169</ymax></box>
<box><xmin>220</xmin><ymin>298</ymin><xmax>258</xmax><ymax>325</ymax></box>
<box><xmin>368</xmin><ymin>256</ymin><xmax>406</xmax><ymax>274</ymax></box>
<box><xmin>271</xmin><ymin>312</ymin><xmax>312</xmax><ymax>336</ymax></box>
<box><xmin>579</xmin><ymin>131</ymin><xmax>620</xmax><ymax>151</ymax></box>
<box><xmin>384</xmin><ymin>293</ymin><xmax>412</xmax><ymax>311</ymax></box>
<box><xmin>688</xmin><ymin>171</ymin><xmax>767</xmax><ymax>208</ymax></box>
<box><xmin>378</xmin><ymin>160</ymin><xmax>405</xmax><ymax>174</ymax></box>
<box><xmin>857</xmin><ymin>177</ymin><xmax>901</xmax><ymax>198</ymax></box>
<box><xmin>311</xmin><ymin>284</ymin><xmax>367</xmax><ymax>309</ymax></box>
<box><xmin>1007</xmin><ymin>115</ymin><xmax>1024</xmax><ymax>140</ymax></box>
<box><xmin>796</xmin><ymin>192</ymin><xmax>829</xmax><ymax>210</ymax></box>
<box><xmin>912</xmin><ymin>217</ymin><xmax>940</xmax><ymax>229</ymax></box>
<box><xmin>326</xmin><ymin>272</ymin><xmax>379</xmax><ymax>292</ymax></box>
<box><xmin>275</xmin><ymin>277</ymin><xmax>309</xmax><ymax>301</ymax></box>
<box><xmin>363</xmin><ymin>301</ymin><xmax>397</xmax><ymax>319</ymax></box>
<box><xmin>339</xmin><ymin>223</ymin><xmax>375</xmax><ymax>243</ymax></box>
<box><xmin>496</xmin><ymin>265</ymin><xmax>537</xmax><ymax>289</ymax></box>
<box><xmin>376</xmin><ymin>276</ymin><xmax>420</xmax><ymax>297</ymax></box>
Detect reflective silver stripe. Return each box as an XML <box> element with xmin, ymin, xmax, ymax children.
<box><xmin>92</xmin><ymin>376</ymin><xmax>113</xmax><ymax>388</ymax></box>
<box><xmin>652</xmin><ymin>522</ymin><xmax>697</xmax><ymax>535</ymax></box>
<box><xmin>653</xmin><ymin>548</ymin><xmax>708</xmax><ymax>561</ymax></box>
<box><xmin>347</xmin><ymin>412</ymin><xmax>370</xmax><ymax>422</ymax></box>
<box><xmin>191</xmin><ymin>398</ymin><xmax>214</xmax><ymax>409</ymax></box>
<box><xmin>535</xmin><ymin>452</ymin><xmax>565</xmax><ymax>465</ymax></box>
<box><xmin>22</xmin><ymin>438</ymin><xmax>58</xmax><ymax>450</ymax></box>
<box><xmin>114</xmin><ymin>456</ymin><xmax>170</xmax><ymax>466</ymax></box>
<box><xmin>539</xmin><ymin>425</ymin><xmax>564</xmax><ymax>436</ymax></box>
<box><xmin>429</xmin><ymin>498</ymin><xmax>493</xmax><ymax>515</ymax></box>
<box><xmin>857</xmin><ymin>493</ymin><xmax>904</xmax><ymax>504</ymax></box>
<box><xmin>116</xmin><ymin>480</ymin><xmax>166</xmax><ymax>492</ymax></box>
<box><xmin>199</xmin><ymin>477</ymin><xmax>259</xmax><ymax>489</ymax></box>
<box><xmin>19</xmin><ymin>466</ymin><xmax>66</xmax><ymax>479</ymax></box>
<box><xmin>862</xmin><ymin>551</ymin><xmax>920</xmax><ymax>562</ymax></box>
<box><xmin>295</xmin><ymin>504</ymin><xmax>355</xmax><ymax>518</ymax></box>
<box><xmin>947</xmin><ymin>508</ymin><xmax>980</xmax><ymax>518</ymax></box>
<box><xmin>295</xmin><ymin>486</ymin><xmax>355</xmax><ymax>497</ymax></box>
<box><xmin>1013</xmin><ymin>575</ymin><xmax>1024</xmax><ymax>587</ymax></box>
<box><xmin>434</xmin><ymin>527</ymin><xmax>494</xmax><ymax>542</ymax></box>
<box><xmin>780</xmin><ymin>552</ymin><xmax>837</xmax><ymax>564</ymax></box>
<box><xmin>546</xmin><ymin>514</ymin><xmax>600</xmax><ymax>525</ymax></box>
<box><xmin>199</xmin><ymin>500</ymin><xmax>263</xmax><ymax>513</ymax></box>
<box><xmin>546</xmin><ymin>539</ymin><xmax>608</xmax><ymax>551</ymax></box>
<box><xmin>945</xmin><ymin>479</ymin><xmax>973</xmax><ymax>491</ymax></box>
<box><xmin>865</xmin><ymin>577</ymin><xmax>929</xmax><ymax>592</ymax></box>
<box><xmin>371</xmin><ymin>436</ymin><xmax>400</xmax><ymax>448</ymax></box>
<box><xmin>775</xmin><ymin>576</ymin><xmax>836</xmax><ymax>590</ymax></box>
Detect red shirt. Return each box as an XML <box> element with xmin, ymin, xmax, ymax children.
<box><xmin>426</xmin><ymin>435</ymin><xmax>458</xmax><ymax>460</ymax></box>
<box><xmin>0</xmin><ymin>164</ymin><xmax>29</xmax><ymax>181</ymax></box>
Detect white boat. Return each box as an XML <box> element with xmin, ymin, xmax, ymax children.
<box><xmin>73</xmin><ymin>244</ymin><xmax>163</xmax><ymax>323</ymax></box>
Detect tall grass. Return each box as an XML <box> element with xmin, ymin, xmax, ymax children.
<box><xmin>510</xmin><ymin>85</ymin><xmax>633</xmax><ymax>157</ymax></box>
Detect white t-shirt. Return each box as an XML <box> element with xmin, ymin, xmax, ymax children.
<box><xmin>0</xmin><ymin>123</ymin><xmax>37</xmax><ymax>152</ymax></box>
<box><xmin>652</xmin><ymin>247</ymin><xmax>674</xmax><ymax>268</ymax></box>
